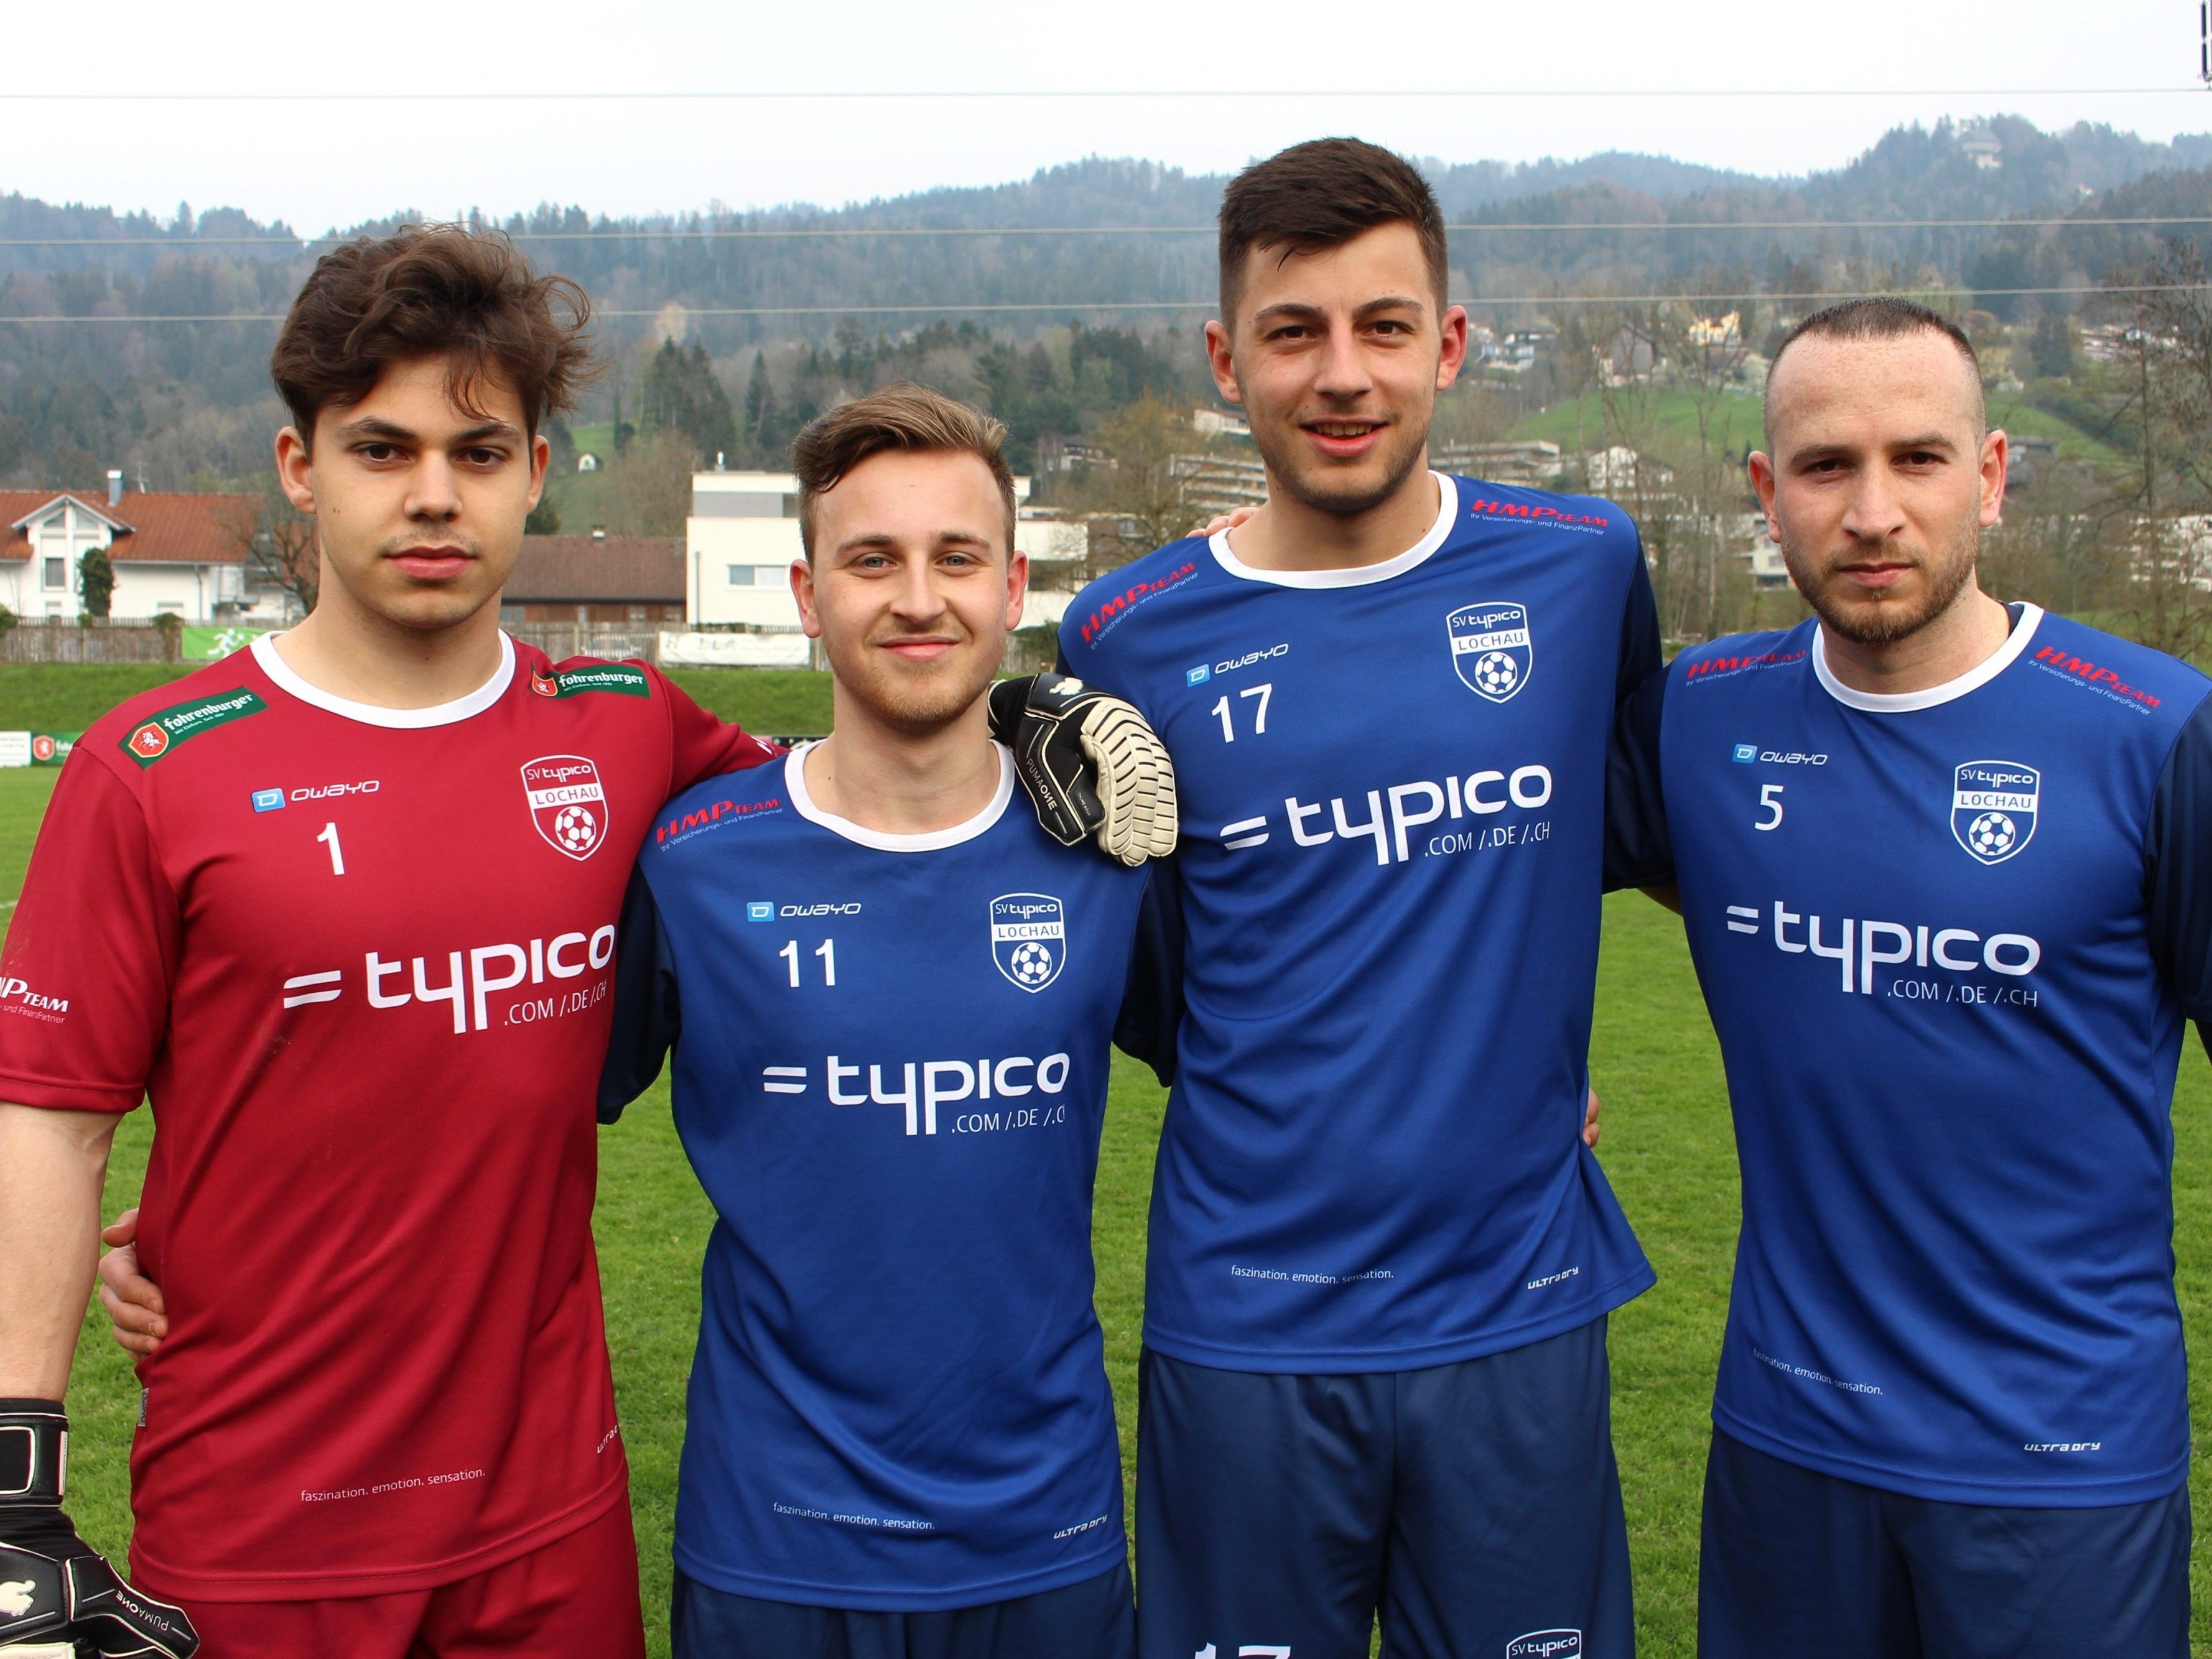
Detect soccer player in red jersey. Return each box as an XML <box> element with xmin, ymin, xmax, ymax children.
<box><xmin>0</xmin><ymin>226</ymin><xmax>1170</xmax><ymax>1658</ymax></box>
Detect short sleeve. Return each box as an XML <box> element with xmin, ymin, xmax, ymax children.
<box><xmin>2145</xmin><ymin>690</ymin><xmax>2212</xmax><ymax>1025</ymax></box>
<box><xmin>1113</xmin><ymin>864</ymin><xmax>1184</xmax><ymax>1087</ymax></box>
<box><xmin>1615</xmin><ymin>537</ymin><xmax>1662</xmax><ymax>711</ymax></box>
<box><xmin>597</xmin><ymin>866</ymin><xmax>682</xmax><ymax>1124</ymax></box>
<box><xmin>1604</xmin><ymin>667</ymin><xmax>1673</xmax><ymax>892</ymax></box>
<box><xmin>0</xmin><ymin>755</ymin><xmax>177</xmax><ymax>1112</ymax></box>
<box><xmin>656</xmin><ymin>667</ymin><xmax>781</xmax><ymax>798</ymax></box>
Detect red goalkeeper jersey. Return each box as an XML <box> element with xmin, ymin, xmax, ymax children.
<box><xmin>0</xmin><ymin>633</ymin><xmax>776</xmax><ymax>1601</ymax></box>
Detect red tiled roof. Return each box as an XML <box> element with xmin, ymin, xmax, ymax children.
<box><xmin>0</xmin><ymin>490</ymin><xmax>254</xmax><ymax>565</ymax></box>
<box><xmin>507</xmin><ymin>536</ymin><xmax>684</xmax><ymax>603</ymax></box>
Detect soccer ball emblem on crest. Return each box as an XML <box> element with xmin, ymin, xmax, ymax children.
<box><xmin>990</xmin><ymin>893</ymin><xmax>1067</xmax><ymax>993</ymax></box>
<box><xmin>1472</xmin><ymin>651</ymin><xmax>1521</xmax><ymax>697</ymax></box>
<box><xmin>1966</xmin><ymin>811</ymin><xmax>2015</xmax><ymax>859</ymax></box>
<box><xmin>554</xmin><ymin>804</ymin><xmax>600</xmax><ymax>853</ymax></box>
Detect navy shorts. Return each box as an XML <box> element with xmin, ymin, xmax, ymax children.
<box><xmin>1136</xmin><ymin>1316</ymin><xmax>1632</xmax><ymax>1659</ymax></box>
<box><xmin>1699</xmin><ymin>1426</ymin><xmax>2191</xmax><ymax>1659</ymax></box>
<box><xmin>669</xmin><ymin>1559</ymin><xmax>1133</xmax><ymax>1659</ymax></box>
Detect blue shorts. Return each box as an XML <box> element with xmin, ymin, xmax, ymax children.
<box><xmin>669</xmin><ymin>1559</ymin><xmax>1133</xmax><ymax>1659</ymax></box>
<box><xmin>1136</xmin><ymin>1317</ymin><xmax>1632</xmax><ymax>1659</ymax></box>
<box><xmin>1699</xmin><ymin>1426</ymin><xmax>2190</xmax><ymax>1659</ymax></box>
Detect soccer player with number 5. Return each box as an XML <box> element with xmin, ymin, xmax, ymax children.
<box><xmin>0</xmin><ymin>228</ymin><xmax>1168</xmax><ymax>1658</ymax></box>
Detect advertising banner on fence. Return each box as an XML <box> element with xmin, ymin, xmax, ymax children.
<box><xmin>182</xmin><ymin>626</ymin><xmax>271</xmax><ymax>662</ymax></box>
<box><xmin>658</xmin><ymin>631</ymin><xmax>813</xmax><ymax>668</ymax></box>
<box><xmin>0</xmin><ymin>732</ymin><xmax>80</xmax><ymax>768</ymax></box>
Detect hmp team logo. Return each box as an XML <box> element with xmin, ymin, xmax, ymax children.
<box><xmin>1448</xmin><ymin>601</ymin><xmax>1533</xmax><ymax>703</ymax></box>
<box><xmin>1951</xmin><ymin>759</ymin><xmax>2040</xmax><ymax>866</ymax></box>
<box><xmin>990</xmin><ymin>893</ymin><xmax>1067</xmax><ymax>992</ymax></box>
<box><xmin>521</xmin><ymin>755</ymin><xmax>607</xmax><ymax>861</ymax></box>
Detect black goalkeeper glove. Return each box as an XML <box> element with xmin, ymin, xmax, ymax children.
<box><xmin>989</xmin><ymin>674</ymin><xmax>1178</xmax><ymax>868</ymax></box>
<box><xmin>0</xmin><ymin>1401</ymin><xmax>197</xmax><ymax>1658</ymax></box>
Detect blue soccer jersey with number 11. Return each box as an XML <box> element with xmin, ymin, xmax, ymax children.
<box><xmin>1062</xmin><ymin>472</ymin><xmax>1659</xmax><ymax>1372</ymax></box>
<box><xmin>1615</xmin><ymin>603</ymin><xmax>2212</xmax><ymax>1505</ymax></box>
<box><xmin>599</xmin><ymin>743</ymin><xmax>1149</xmax><ymax>1610</ymax></box>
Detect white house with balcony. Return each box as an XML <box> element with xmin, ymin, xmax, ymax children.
<box><xmin>685</xmin><ymin>470</ymin><xmax>1088</xmax><ymax>631</ymax></box>
<box><xmin>0</xmin><ymin>478</ymin><xmax>284</xmax><ymax>622</ymax></box>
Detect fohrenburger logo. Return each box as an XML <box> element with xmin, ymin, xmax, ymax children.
<box><xmin>761</xmin><ymin>1051</ymin><xmax>1073</xmax><ymax>1135</ymax></box>
<box><xmin>523</xmin><ymin>755</ymin><xmax>606</xmax><ymax>860</ymax></box>
<box><xmin>277</xmin><ymin>926</ymin><xmax>616</xmax><ymax>1033</ymax></box>
<box><xmin>1217</xmin><ymin>762</ymin><xmax>1554</xmax><ymax>864</ymax></box>
<box><xmin>1723</xmin><ymin>899</ymin><xmax>2040</xmax><ymax>995</ymax></box>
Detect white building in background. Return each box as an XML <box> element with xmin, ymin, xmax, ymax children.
<box><xmin>0</xmin><ymin>477</ymin><xmax>288</xmax><ymax>623</ymax></box>
<box><xmin>684</xmin><ymin>470</ymin><xmax>1088</xmax><ymax>631</ymax></box>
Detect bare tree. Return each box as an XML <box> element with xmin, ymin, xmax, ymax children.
<box><xmin>1066</xmin><ymin>397</ymin><xmax>1201</xmax><ymax>576</ymax></box>
<box><xmin>228</xmin><ymin>475</ymin><xmax>317</xmax><ymax>615</ymax></box>
<box><xmin>602</xmin><ymin>429</ymin><xmax>699</xmax><ymax>536</ymax></box>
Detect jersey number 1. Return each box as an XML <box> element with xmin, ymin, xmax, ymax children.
<box><xmin>317</xmin><ymin>821</ymin><xmax>346</xmax><ymax>875</ymax></box>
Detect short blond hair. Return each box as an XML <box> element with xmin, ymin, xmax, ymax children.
<box><xmin>791</xmin><ymin>382</ymin><xmax>1016</xmax><ymax>559</ymax></box>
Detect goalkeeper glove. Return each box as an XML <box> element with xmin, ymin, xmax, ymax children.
<box><xmin>988</xmin><ymin>674</ymin><xmax>1178</xmax><ymax>867</ymax></box>
<box><xmin>0</xmin><ymin>1401</ymin><xmax>197</xmax><ymax>1657</ymax></box>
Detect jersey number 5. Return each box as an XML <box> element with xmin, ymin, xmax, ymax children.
<box><xmin>1755</xmin><ymin>784</ymin><xmax>1784</xmax><ymax>832</ymax></box>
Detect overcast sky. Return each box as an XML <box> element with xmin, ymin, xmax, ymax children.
<box><xmin>7</xmin><ymin>0</ymin><xmax>2200</xmax><ymax>231</ymax></box>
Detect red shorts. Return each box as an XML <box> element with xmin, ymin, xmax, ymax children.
<box><xmin>177</xmin><ymin>1499</ymin><xmax>646</xmax><ymax>1659</ymax></box>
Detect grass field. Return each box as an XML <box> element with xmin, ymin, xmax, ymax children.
<box><xmin>6</xmin><ymin>666</ymin><xmax>2209</xmax><ymax>1656</ymax></box>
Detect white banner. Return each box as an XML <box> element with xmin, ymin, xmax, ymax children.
<box><xmin>658</xmin><ymin>631</ymin><xmax>813</xmax><ymax>667</ymax></box>
<box><xmin>0</xmin><ymin>732</ymin><xmax>32</xmax><ymax>768</ymax></box>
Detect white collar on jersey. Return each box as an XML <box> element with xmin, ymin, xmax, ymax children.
<box><xmin>251</xmin><ymin>630</ymin><xmax>516</xmax><ymax>728</ymax></box>
<box><xmin>1208</xmin><ymin>472</ymin><xmax>1459</xmax><ymax>589</ymax></box>
<box><xmin>1811</xmin><ymin>601</ymin><xmax>2044</xmax><ymax>713</ymax></box>
<box><xmin>784</xmin><ymin>738</ymin><xmax>1015</xmax><ymax>852</ymax></box>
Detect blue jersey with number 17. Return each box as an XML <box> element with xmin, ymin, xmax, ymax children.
<box><xmin>1062</xmin><ymin>473</ymin><xmax>1658</xmax><ymax>1372</ymax></box>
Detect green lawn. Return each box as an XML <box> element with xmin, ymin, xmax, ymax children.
<box><xmin>7</xmin><ymin>720</ymin><xmax>2208</xmax><ymax>1653</ymax></box>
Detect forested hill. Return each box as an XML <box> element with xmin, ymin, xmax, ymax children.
<box><xmin>2</xmin><ymin>115</ymin><xmax>2211</xmax><ymax>490</ymax></box>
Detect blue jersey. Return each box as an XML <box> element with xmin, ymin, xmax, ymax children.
<box><xmin>1061</xmin><ymin>473</ymin><xmax>1658</xmax><ymax>1372</ymax></box>
<box><xmin>599</xmin><ymin>745</ymin><xmax>1151</xmax><ymax>1608</ymax></box>
<box><xmin>1607</xmin><ymin>604</ymin><xmax>2212</xmax><ymax>1505</ymax></box>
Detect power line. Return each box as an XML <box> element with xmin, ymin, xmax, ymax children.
<box><xmin>0</xmin><ymin>282</ymin><xmax>2196</xmax><ymax>326</ymax></box>
<box><xmin>0</xmin><ymin>86</ymin><xmax>2186</xmax><ymax>103</ymax></box>
<box><xmin>6</xmin><ymin>216</ymin><xmax>2211</xmax><ymax>249</ymax></box>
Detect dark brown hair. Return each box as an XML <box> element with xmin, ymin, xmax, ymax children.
<box><xmin>1217</xmin><ymin>137</ymin><xmax>1449</xmax><ymax>323</ymax></box>
<box><xmin>1767</xmin><ymin>297</ymin><xmax>1985</xmax><ymax>435</ymax></box>
<box><xmin>270</xmin><ymin>223</ymin><xmax>593</xmax><ymax>445</ymax></box>
<box><xmin>791</xmin><ymin>382</ymin><xmax>1016</xmax><ymax>559</ymax></box>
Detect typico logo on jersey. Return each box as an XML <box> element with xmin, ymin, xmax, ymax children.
<box><xmin>1217</xmin><ymin>763</ymin><xmax>1554</xmax><ymax>864</ymax></box>
<box><xmin>1722</xmin><ymin>899</ymin><xmax>2041</xmax><ymax>995</ymax></box>
<box><xmin>118</xmin><ymin>687</ymin><xmax>268</xmax><ymax>768</ymax></box>
<box><xmin>761</xmin><ymin>1052</ymin><xmax>1073</xmax><ymax>1135</ymax></box>
<box><xmin>529</xmin><ymin>663</ymin><xmax>652</xmax><ymax>699</ymax></box>
<box><xmin>1505</xmin><ymin>1632</ymin><xmax>1583</xmax><ymax>1659</ymax></box>
<box><xmin>277</xmin><ymin>927</ymin><xmax>616</xmax><ymax>1033</ymax></box>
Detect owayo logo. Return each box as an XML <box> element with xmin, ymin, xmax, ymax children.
<box><xmin>1448</xmin><ymin>601</ymin><xmax>1533</xmax><ymax>703</ymax></box>
<box><xmin>1951</xmin><ymin>759</ymin><xmax>2038</xmax><ymax>866</ymax></box>
<box><xmin>523</xmin><ymin>755</ymin><xmax>606</xmax><ymax>861</ymax></box>
<box><xmin>990</xmin><ymin>893</ymin><xmax>1066</xmax><ymax>992</ymax></box>
<box><xmin>1506</xmin><ymin>1632</ymin><xmax>1582</xmax><ymax>1659</ymax></box>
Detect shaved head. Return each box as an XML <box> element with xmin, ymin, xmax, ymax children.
<box><xmin>1765</xmin><ymin>298</ymin><xmax>1984</xmax><ymax>452</ymax></box>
